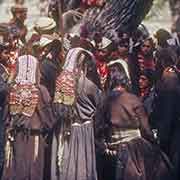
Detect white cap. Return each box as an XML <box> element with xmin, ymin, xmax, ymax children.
<box><xmin>39</xmin><ymin>34</ymin><xmax>61</xmax><ymax>47</ymax></box>
<box><xmin>34</xmin><ymin>17</ymin><xmax>56</xmax><ymax>34</ymax></box>
<box><xmin>91</xmin><ymin>37</ymin><xmax>112</xmax><ymax>49</ymax></box>
<box><xmin>39</xmin><ymin>36</ymin><xmax>53</xmax><ymax>47</ymax></box>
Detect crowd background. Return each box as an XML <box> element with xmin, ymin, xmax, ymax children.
<box><xmin>0</xmin><ymin>0</ymin><xmax>172</xmax><ymax>34</ymax></box>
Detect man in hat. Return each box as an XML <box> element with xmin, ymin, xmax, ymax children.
<box><xmin>9</xmin><ymin>4</ymin><xmax>28</xmax><ymax>43</ymax></box>
<box><xmin>40</xmin><ymin>37</ymin><xmax>63</xmax><ymax>98</ymax></box>
<box><xmin>34</xmin><ymin>17</ymin><xmax>57</xmax><ymax>36</ymax></box>
<box><xmin>93</xmin><ymin>36</ymin><xmax>113</xmax><ymax>89</ymax></box>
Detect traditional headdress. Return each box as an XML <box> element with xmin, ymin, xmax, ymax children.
<box><xmin>107</xmin><ymin>59</ymin><xmax>130</xmax><ymax>79</ymax></box>
<box><xmin>9</xmin><ymin>55</ymin><xmax>39</xmax><ymax>117</ymax></box>
<box><xmin>54</xmin><ymin>47</ymin><xmax>94</xmax><ymax>105</ymax></box>
<box><xmin>15</xmin><ymin>55</ymin><xmax>39</xmax><ymax>85</ymax></box>
<box><xmin>107</xmin><ymin>59</ymin><xmax>131</xmax><ymax>90</ymax></box>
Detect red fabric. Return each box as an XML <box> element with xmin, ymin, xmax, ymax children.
<box><xmin>138</xmin><ymin>54</ymin><xmax>155</xmax><ymax>72</ymax></box>
<box><xmin>94</xmin><ymin>51</ymin><xmax>109</xmax><ymax>88</ymax></box>
<box><xmin>8</xmin><ymin>50</ymin><xmax>18</xmax><ymax>74</ymax></box>
<box><xmin>82</xmin><ymin>0</ymin><xmax>99</xmax><ymax>6</ymax></box>
<box><xmin>55</xmin><ymin>70</ymin><xmax>78</xmax><ymax>97</ymax></box>
<box><xmin>96</xmin><ymin>60</ymin><xmax>108</xmax><ymax>79</ymax></box>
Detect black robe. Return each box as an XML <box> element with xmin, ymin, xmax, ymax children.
<box><xmin>152</xmin><ymin>68</ymin><xmax>180</xmax><ymax>180</ymax></box>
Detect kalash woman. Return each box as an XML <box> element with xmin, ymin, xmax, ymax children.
<box><xmin>2</xmin><ymin>55</ymin><xmax>55</xmax><ymax>180</ymax></box>
<box><xmin>51</xmin><ymin>38</ymin><xmax>101</xmax><ymax>180</ymax></box>
<box><xmin>95</xmin><ymin>61</ymin><xmax>173</xmax><ymax>180</ymax></box>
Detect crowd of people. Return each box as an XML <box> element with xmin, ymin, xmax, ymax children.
<box><xmin>0</xmin><ymin>0</ymin><xmax>180</xmax><ymax>180</ymax></box>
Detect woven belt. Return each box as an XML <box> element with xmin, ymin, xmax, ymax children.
<box><xmin>110</xmin><ymin>129</ymin><xmax>141</xmax><ymax>145</ymax></box>
<box><xmin>72</xmin><ymin>121</ymin><xmax>91</xmax><ymax>127</ymax></box>
<box><xmin>12</xmin><ymin>128</ymin><xmax>49</xmax><ymax>136</ymax></box>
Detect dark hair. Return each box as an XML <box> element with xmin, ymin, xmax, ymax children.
<box><xmin>156</xmin><ymin>47</ymin><xmax>178</xmax><ymax>78</ymax></box>
<box><xmin>82</xmin><ymin>52</ymin><xmax>101</xmax><ymax>89</ymax></box>
<box><xmin>143</xmin><ymin>37</ymin><xmax>155</xmax><ymax>49</ymax></box>
<box><xmin>49</xmin><ymin>39</ymin><xmax>62</xmax><ymax>57</ymax></box>
<box><xmin>155</xmin><ymin>29</ymin><xmax>172</xmax><ymax>48</ymax></box>
<box><xmin>105</xmin><ymin>63</ymin><xmax>130</xmax><ymax>91</ymax></box>
<box><xmin>140</xmin><ymin>69</ymin><xmax>156</xmax><ymax>87</ymax></box>
<box><xmin>44</xmin><ymin>39</ymin><xmax>62</xmax><ymax>69</ymax></box>
<box><xmin>156</xmin><ymin>47</ymin><xmax>178</xmax><ymax>68</ymax></box>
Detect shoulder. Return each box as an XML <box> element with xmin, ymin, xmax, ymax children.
<box><xmin>161</xmin><ymin>67</ymin><xmax>179</xmax><ymax>90</ymax></box>
<box><xmin>79</xmin><ymin>76</ymin><xmax>100</xmax><ymax>93</ymax></box>
<box><xmin>120</xmin><ymin>92</ymin><xmax>143</xmax><ymax>108</ymax></box>
<box><xmin>163</xmin><ymin>67</ymin><xmax>177</xmax><ymax>78</ymax></box>
<box><xmin>121</xmin><ymin>91</ymin><xmax>139</xmax><ymax>100</ymax></box>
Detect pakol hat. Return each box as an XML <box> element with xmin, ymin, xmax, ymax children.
<box><xmin>39</xmin><ymin>34</ymin><xmax>61</xmax><ymax>48</ymax></box>
<box><xmin>91</xmin><ymin>37</ymin><xmax>112</xmax><ymax>50</ymax></box>
<box><xmin>34</xmin><ymin>17</ymin><xmax>56</xmax><ymax>35</ymax></box>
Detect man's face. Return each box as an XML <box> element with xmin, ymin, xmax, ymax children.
<box><xmin>97</xmin><ymin>48</ymin><xmax>109</xmax><ymax>60</ymax></box>
<box><xmin>118</xmin><ymin>33</ymin><xmax>129</xmax><ymax>57</ymax></box>
<box><xmin>141</xmin><ymin>40</ymin><xmax>153</xmax><ymax>56</ymax></box>
<box><xmin>118</xmin><ymin>42</ymin><xmax>129</xmax><ymax>57</ymax></box>
<box><xmin>15</xmin><ymin>11</ymin><xmax>27</xmax><ymax>22</ymax></box>
<box><xmin>0</xmin><ymin>49</ymin><xmax>10</xmax><ymax>63</ymax></box>
<box><xmin>8</xmin><ymin>38</ymin><xmax>18</xmax><ymax>49</ymax></box>
<box><xmin>139</xmin><ymin>75</ymin><xmax>150</xmax><ymax>89</ymax></box>
<box><xmin>40</xmin><ymin>45</ymin><xmax>51</xmax><ymax>58</ymax></box>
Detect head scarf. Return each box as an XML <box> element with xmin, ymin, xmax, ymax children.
<box><xmin>9</xmin><ymin>55</ymin><xmax>39</xmax><ymax>117</ymax></box>
<box><xmin>15</xmin><ymin>55</ymin><xmax>39</xmax><ymax>85</ymax></box>
<box><xmin>54</xmin><ymin>47</ymin><xmax>94</xmax><ymax>105</ymax></box>
<box><xmin>107</xmin><ymin>59</ymin><xmax>130</xmax><ymax>79</ymax></box>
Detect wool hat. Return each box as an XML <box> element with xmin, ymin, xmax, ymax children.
<box><xmin>34</xmin><ymin>17</ymin><xmax>56</xmax><ymax>35</ymax></box>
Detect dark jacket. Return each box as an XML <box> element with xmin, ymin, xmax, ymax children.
<box><xmin>40</xmin><ymin>58</ymin><xmax>61</xmax><ymax>99</ymax></box>
<box><xmin>0</xmin><ymin>64</ymin><xmax>9</xmax><ymax>175</ymax></box>
<box><xmin>152</xmin><ymin>68</ymin><xmax>180</xmax><ymax>180</ymax></box>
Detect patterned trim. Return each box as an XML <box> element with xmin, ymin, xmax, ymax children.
<box><xmin>9</xmin><ymin>84</ymin><xmax>39</xmax><ymax>117</ymax></box>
